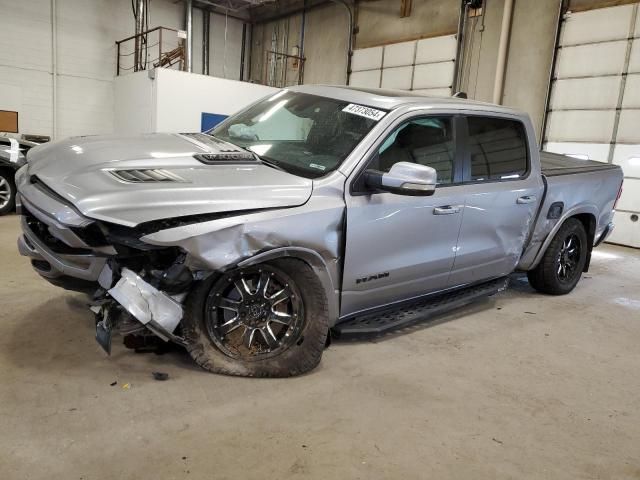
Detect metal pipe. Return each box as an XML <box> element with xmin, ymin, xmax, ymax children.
<box><xmin>329</xmin><ymin>0</ymin><xmax>353</xmax><ymax>85</ymax></box>
<box><xmin>202</xmin><ymin>9</ymin><xmax>210</xmax><ymax>75</ymax></box>
<box><xmin>240</xmin><ymin>23</ymin><xmax>247</xmax><ymax>80</ymax></box>
<box><xmin>299</xmin><ymin>0</ymin><xmax>307</xmax><ymax>85</ymax></box>
<box><xmin>492</xmin><ymin>0</ymin><xmax>514</xmax><ymax>104</ymax></box>
<box><xmin>134</xmin><ymin>0</ymin><xmax>145</xmax><ymax>71</ymax></box>
<box><xmin>184</xmin><ymin>0</ymin><xmax>193</xmax><ymax>72</ymax></box>
<box><xmin>452</xmin><ymin>0</ymin><xmax>469</xmax><ymax>94</ymax></box>
<box><xmin>51</xmin><ymin>0</ymin><xmax>57</xmax><ymax>139</ymax></box>
<box><xmin>247</xmin><ymin>23</ymin><xmax>253</xmax><ymax>81</ymax></box>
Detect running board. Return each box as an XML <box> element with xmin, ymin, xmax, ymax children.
<box><xmin>333</xmin><ymin>277</ymin><xmax>509</xmax><ymax>338</ymax></box>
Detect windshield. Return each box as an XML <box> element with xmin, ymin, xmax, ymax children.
<box><xmin>209</xmin><ymin>90</ymin><xmax>384</xmax><ymax>179</ymax></box>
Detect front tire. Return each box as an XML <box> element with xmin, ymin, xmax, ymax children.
<box><xmin>0</xmin><ymin>170</ymin><xmax>16</xmax><ymax>215</ymax></box>
<box><xmin>527</xmin><ymin>218</ymin><xmax>588</xmax><ymax>295</ymax></box>
<box><xmin>182</xmin><ymin>259</ymin><xmax>329</xmax><ymax>377</ymax></box>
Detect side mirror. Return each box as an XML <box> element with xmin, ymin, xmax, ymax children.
<box><xmin>364</xmin><ymin>161</ymin><xmax>437</xmax><ymax>196</ymax></box>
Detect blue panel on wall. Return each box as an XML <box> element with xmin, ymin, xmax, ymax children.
<box><xmin>201</xmin><ymin>112</ymin><xmax>228</xmax><ymax>132</ymax></box>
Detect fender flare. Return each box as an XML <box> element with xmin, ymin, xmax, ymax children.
<box><xmin>236</xmin><ymin>247</ymin><xmax>340</xmax><ymax>326</ymax></box>
<box><xmin>529</xmin><ymin>205</ymin><xmax>598</xmax><ymax>270</ymax></box>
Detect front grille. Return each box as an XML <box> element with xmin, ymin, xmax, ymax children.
<box><xmin>108</xmin><ymin>169</ymin><xmax>186</xmax><ymax>183</ymax></box>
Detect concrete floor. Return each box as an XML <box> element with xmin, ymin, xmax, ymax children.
<box><xmin>1</xmin><ymin>214</ymin><xmax>639</xmax><ymax>480</ymax></box>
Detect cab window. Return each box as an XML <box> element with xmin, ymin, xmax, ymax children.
<box><xmin>368</xmin><ymin>117</ymin><xmax>455</xmax><ymax>185</ymax></box>
<box><xmin>466</xmin><ymin>116</ymin><xmax>528</xmax><ymax>182</ymax></box>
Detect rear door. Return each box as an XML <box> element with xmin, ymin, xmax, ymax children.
<box><xmin>341</xmin><ymin>114</ymin><xmax>466</xmax><ymax>317</ymax></box>
<box><xmin>448</xmin><ymin>114</ymin><xmax>544</xmax><ymax>287</ymax></box>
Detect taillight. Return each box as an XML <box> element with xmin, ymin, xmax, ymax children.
<box><xmin>614</xmin><ymin>180</ymin><xmax>623</xmax><ymax>209</ymax></box>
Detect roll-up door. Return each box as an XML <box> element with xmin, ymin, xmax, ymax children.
<box><xmin>544</xmin><ymin>3</ymin><xmax>640</xmax><ymax>248</ymax></box>
<box><xmin>350</xmin><ymin>35</ymin><xmax>456</xmax><ymax>97</ymax></box>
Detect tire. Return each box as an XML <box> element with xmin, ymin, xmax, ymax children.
<box><xmin>0</xmin><ymin>169</ymin><xmax>16</xmax><ymax>216</ymax></box>
<box><xmin>182</xmin><ymin>258</ymin><xmax>329</xmax><ymax>377</ymax></box>
<box><xmin>527</xmin><ymin>218</ymin><xmax>588</xmax><ymax>295</ymax></box>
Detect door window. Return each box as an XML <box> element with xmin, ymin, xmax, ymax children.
<box><xmin>467</xmin><ymin>116</ymin><xmax>528</xmax><ymax>181</ymax></box>
<box><xmin>370</xmin><ymin>117</ymin><xmax>456</xmax><ymax>184</ymax></box>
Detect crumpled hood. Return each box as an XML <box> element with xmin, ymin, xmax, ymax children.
<box><xmin>25</xmin><ymin>133</ymin><xmax>313</xmax><ymax>227</ymax></box>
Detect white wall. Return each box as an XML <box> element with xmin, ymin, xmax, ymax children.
<box><xmin>114</xmin><ymin>68</ymin><xmax>277</xmax><ymax>134</ymax></box>
<box><xmin>0</xmin><ymin>0</ymin><xmax>245</xmax><ymax>140</ymax></box>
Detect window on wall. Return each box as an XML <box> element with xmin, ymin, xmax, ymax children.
<box><xmin>370</xmin><ymin>117</ymin><xmax>455</xmax><ymax>184</ymax></box>
<box><xmin>467</xmin><ymin>116</ymin><xmax>528</xmax><ymax>181</ymax></box>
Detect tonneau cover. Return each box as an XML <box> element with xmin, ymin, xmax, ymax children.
<box><xmin>540</xmin><ymin>151</ymin><xmax>619</xmax><ymax>177</ymax></box>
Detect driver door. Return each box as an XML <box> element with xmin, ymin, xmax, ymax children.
<box><xmin>341</xmin><ymin>115</ymin><xmax>466</xmax><ymax>317</ymax></box>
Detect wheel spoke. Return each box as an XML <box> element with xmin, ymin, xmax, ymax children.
<box><xmin>269</xmin><ymin>311</ymin><xmax>293</xmax><ymax>325</ymax></box>
<box><xmin>218</xmin><ymin>297</ymin><xmax>239</xmax><ymax>312</ymax></box>
<box><xmin>269</xmin><ymin>288</ymin><xmax>289</xmax><ymax>306</ymax></box>
<box><xmin>219</xmin><ymin>316</ymin><xmax>242</xmax><ymax>335</ymax></box>
<box><xmin>233</xmin><ymin>279</ymin><xmax>252</xmax><ymax>300</ymax></box>
<box><xmin>260</xmin><ymin>326</ymin><xmax>279</xmax><ymax>349</ymax></box>
<box><xmin>243</xmin><ymin>326</ymin><xmax>256</xmax><ymax>349</ymax></box>
<box><xmin>258</xmin><ymin>272</ymin><xmax>271</xmax><ymax>297</ymax></box>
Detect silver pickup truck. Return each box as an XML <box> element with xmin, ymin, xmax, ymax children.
<box><xmin>16</xmin><ymin>85</ymin><xmax>623</xmax><ymax>377</ymax></box>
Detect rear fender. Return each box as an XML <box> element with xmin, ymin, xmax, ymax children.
<box><xmin>526</xmin><ymin>205</ymin><xmax>598</xmax><ymax>271</ymax></box>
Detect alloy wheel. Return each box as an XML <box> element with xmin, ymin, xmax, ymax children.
<box><xmin>556</xmin><ymin>233</ymin><xmax>581</xmax><ymax>282</ymax></box>
<box><xmin>0</xmin><ymin>176</ymin><xmax>11</xmax><ymax>210</ymax></box>
<box><xmin>204</xmin><ymin>266</ymin><xmax>304</xmax><ymax>360</ymax></box>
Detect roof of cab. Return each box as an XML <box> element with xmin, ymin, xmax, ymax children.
<box><xmin>288</xmin><ymin>84</ymin><xmax>523</xmax><ymax>116</ymax></box>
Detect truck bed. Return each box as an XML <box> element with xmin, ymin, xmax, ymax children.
<box><xmin>540</xmin><ymin>151</ymin><xmax>620</xmax><ymax>177</ymax></box>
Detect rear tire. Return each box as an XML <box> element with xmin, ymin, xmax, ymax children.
<box><xmin>527</xmin><ymin>218</ymin><xmax>588</xmax><ymax>295</ymax></box>
<box><xmin>182</xmin><ymin>258</ymin><xmax>329</xmax><ymax>377</ymax></box>
<box><xmin>0</xmin><ymin>170</ymin><xmax>16</xmax><ymax>216</ymax></box>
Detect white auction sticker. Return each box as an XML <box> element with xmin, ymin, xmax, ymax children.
<box><xmin>342</xmin><ymin>103</ymin><xmax>386</xmax><ymax>121</ymax></box>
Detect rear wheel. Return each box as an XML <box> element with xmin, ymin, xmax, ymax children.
<box><xmin>182</xmin><ymin>259</ymin><xmax>329</xmax><ymax>377</ymax></box>
<box><xmin>527</xmin><ymin>218</ymin><xmax>588</xmax><ymax>295</ymax></box>
<box><xmin>0</xmin><ymin>170</ymin><xmax>16</xmax><ymax>215</ymax></box>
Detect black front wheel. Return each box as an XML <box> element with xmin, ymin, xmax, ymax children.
<box><xmin>182</xmin><ymin>259</ymin><xmax>329</xmax><ymax>377</ymax></box>
<box><xmin>528</xmin><ymin>218</ymin><xmax>588</xmax><ymax>295</ymax></box>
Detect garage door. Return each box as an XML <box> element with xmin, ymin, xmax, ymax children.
<box><xmin>544</xmin><ymin>3</ymin><xmax>640</xmax><ymax>248</ymax></box>
<box><xmin>349</xmin><ymin>34</ymin><xmax>456</xmax><ymax>97</ymax></box>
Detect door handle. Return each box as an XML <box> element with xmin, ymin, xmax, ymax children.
<box><xmin>433</xmin><ymin>205</ymin><xmax>460</xmax><ymax>215</ymax></box>
<box><xmin>517</xmin><ymin>195</ymin><xmax>537</xmax><ymax>204</ymax></box>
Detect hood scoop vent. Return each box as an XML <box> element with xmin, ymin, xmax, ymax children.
<box><xmin>194</xmin><ymin>152</ymin><xmax>257</xmax><ymax>164</ymax></box>
<box><xmin>108</xmin><ymin>169</ymin><xmax>187</xmax><ymax>183</ymax></box>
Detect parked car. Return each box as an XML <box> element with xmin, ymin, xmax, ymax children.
<box><xmin>0</xmin><ymin>137</ymin><xmax>43</xmax><ymax>215</ymax></box>
<box><xmin>16</xmin><ymin>85</ymin><xmax>624</xmax><ymax>376</ymax></box>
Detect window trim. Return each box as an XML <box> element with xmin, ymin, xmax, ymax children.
<box><xmin>460</xmin><ymin>113</ymin><xmax>532</xmax><ymax>185</ymax></box>
<box><xmin>349</xmin><ymin>114</ymin><xmax>466</xmax><ymax>196</ymax></box>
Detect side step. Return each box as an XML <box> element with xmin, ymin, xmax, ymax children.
<box><xmin>333</xmin><ymin>277</ymin><xmax>509</xmax><ymax>338</ymax></box>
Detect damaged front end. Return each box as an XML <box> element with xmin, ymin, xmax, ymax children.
<box><xmin>16</xmin><ymin>169</ymin><xmax>199</xmax><ymax>353</ymax></box>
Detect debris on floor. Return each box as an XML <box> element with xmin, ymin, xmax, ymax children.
<box><xmin>152</xmin><ymin>371</ymin><xmax>169</xmax><ymax>381</ymax></box>
<box><xmin>110</xmin><ymin>381</ymin><xmax>117</xmax><ymax>386</ymax></box>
